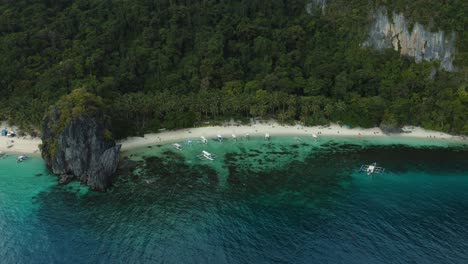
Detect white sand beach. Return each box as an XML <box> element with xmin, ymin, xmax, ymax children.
<box><xmin>118</xmin><ymin>122</ymin><xmax>461</xmax><ymax>152</ymax></box>
<box><xmin>0</xmin><ymin>137</ymin><xmax>42</xmax><ymax>155</ymax></box>
<box><xmin>0</xmin><ymin>121</ymin><xmax>41</xmax><ymax>155</ymax></box>
<box><xmin>0</xmin><ymin>120</ymin><xmax>463</xmax><ymax>155</ymax></box>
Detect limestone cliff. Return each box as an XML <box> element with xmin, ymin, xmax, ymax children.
<box><xmin>41</xmin><ymin>89</ymin><xmax>121</xmax><ymax>191</ymax></box>
<box><xmin>306</xmin><ymin>0</ymin><xmax>327</xmax><ymax>16</ymax></box>
<box><xmin>364</xmin><ymin>6</ymin><xmax>456</xmax><ymax>71</ymax></box>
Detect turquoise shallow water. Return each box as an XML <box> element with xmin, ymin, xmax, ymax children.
<box><xmin>0</xmin><ymin>136</ymin><xmax>467</xmax><ymax>263</ymax></box>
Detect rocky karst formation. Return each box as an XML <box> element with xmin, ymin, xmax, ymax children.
<box><xmin>41</xmin><ymin>89</ymin><xmax>121</xmax><ymax>191</ymax></box>
<box><xmin>364</xmin><ymin>6</ymin><xmax>456</xmax><ymax>72</ymax></box>
<box><xmin>305</xmin><ymin>1</ymin><xmax>456</xmax><ymax>71</ymax></box>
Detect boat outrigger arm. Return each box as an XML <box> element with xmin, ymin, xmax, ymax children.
<box><xmin>359</xmin><ymin>162</ymin><xmax>385</xmax><ymax>175</ymax></box>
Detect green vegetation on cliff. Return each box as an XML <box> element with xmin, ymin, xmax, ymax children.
<box><xmin>0</xmin><ymin>0</ymin><xmax>467</xmax><ymax>137</ymax></box>
<box><xmin>41</xmin><ymin>88</ymin><xmax>110</xmax><ymax>160</ymax></box>
<box><xmin>54</xmin><ymin>88</ymin><xmax>105</xmax><ymax>132</ymax></box>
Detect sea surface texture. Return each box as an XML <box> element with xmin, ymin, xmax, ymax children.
<box><xmin>1</xmin><ymin>136</ymin><xmax>467</xmax><ymax>263</ymax></box>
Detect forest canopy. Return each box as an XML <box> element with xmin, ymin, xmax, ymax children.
<box><xmin>0</xmin><ymin>0</ymin><xmax>466</xmax><ymax>138</ymax></box>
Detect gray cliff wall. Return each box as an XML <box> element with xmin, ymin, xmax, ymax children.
<box><xmin>41</xmin><ymin>108</ymin><xmax>121</xmax><ymax>191</ymax></box>
<box><xmin>364</xmin><ymin>7</ymin><xmax>456</xmax><ymax>71</ymax></box>
<box><xmin>306</xmin><ymin>0</ymin><xmax>327</xmax><ymax>16</ymax></box>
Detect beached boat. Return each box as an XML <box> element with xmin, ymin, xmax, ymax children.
<box><xmin>359</xmin><ymin>162</ymin><xmax>385</xmax><ymax>175</ymax></box>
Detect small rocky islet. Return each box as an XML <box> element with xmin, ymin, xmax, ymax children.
<box><xmin>40</xmin><ymin>89</ymin><xmax>121</xmax><ymax>191</ymax></box>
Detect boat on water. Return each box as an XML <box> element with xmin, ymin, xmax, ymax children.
<box><xmin>200</xmin><ymin>136</ymin><xmax>208</xmax><ymax>144</ymax></box>
<box><xmin>198</xmin><ymin>150</ymin><xmax>216</xmax><ymax>161</ymax></box>
<box><xmin>265</xmin><ymin>133</ymin><xmax>270</xmax><ymax>140</ymax></box>
<box><xmin>312</xmin><ymin>134</ymin><xmax>318</xmax><ymax>141</ymax></box>
<box><xmin>173</xmin><ymin>143</ymin><xmax>182</xmax><ymax>150</ymax></box>
<box><xmin>217</xmin><ymin>134</ymin><xmax>224</xmax><ymax>142</ymax></box>
<box><xmin>17</xmin><ymin>155</ymin><xmax>29</xmax><ymax>163</ymax></box>
<box><xmin>359</xmin><ymin>162</ymin><xmax>385</xmax><ymax>175</ymax></box>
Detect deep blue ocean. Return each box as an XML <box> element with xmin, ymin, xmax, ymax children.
<box><xmin>1</xmin><ymin>136</ymin><xmax>467</xmax><ymax>263</ymax></box>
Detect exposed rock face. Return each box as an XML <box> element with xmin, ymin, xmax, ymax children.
<box><xmin>364</xmin><ymin>6</ymin><xmax>456</xmax><ymax>72</ymax></box>
<box><xmin>41</xmin><ymin>107</ymin><xmax>121</xmax><ymax>191</ymax></box>
<box><xmin>306</xmin><ymin>0</ymin><xmax>327</xmax><ymax>16</ymax></box>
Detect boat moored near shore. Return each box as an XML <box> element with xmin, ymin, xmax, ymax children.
<box><xmin>16</xmin><ymin>155</ymin><xmax>29</xmax><ymax>163</ymax></box>
<box><xmin>198</xmin><ymin>150</ymin><xmax>216</xmax><ymax>161</ymax></box>
<box><xmin>173</xmin><ymin>143</ymin><xmax>182</xmax><ymax>150</ymax></box>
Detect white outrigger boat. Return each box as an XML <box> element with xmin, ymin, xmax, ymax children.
<box><xmin>200</xmin><ymin>136</ymin><xmax>208</xmax><ymax>144</ymax></box>
<box><xmin>312</xmin><ymin>134</ymin><xmax>318</xmax><ymax>141</ymax></box>
<box><xmin>265</xmin><ymin>133</ymin><xmax>271</xmax><ymax>141</ymax></box>
<box><xmin>232</xmin><ymin>134</ymin><xmax>237</xmax><ymax>141</ymax></box>
<box><xmin>173</xmin><ymin>143</ymin><xmax>182</xmax><ymax>150</ymax></box>
<box><xmin>359</xmin><ymin>162</ymin><xmax>385</xmax><ymax>175</ymax></box>
<box><xmin>17</xmin><ymin>155</ymin><xmax>29</xmax><ymax>163</ymax></box>
<box><xmin>217</xmin><ymin>134</ymin><xmax>224</xmax><ymax>142</ymax></box>
<box><xmin>198</xmin><ymin>150</ymin><xmax>216</xmax><ymax>161</ymax></box>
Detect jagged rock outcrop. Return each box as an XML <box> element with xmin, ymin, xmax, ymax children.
<box><xmin>41</xmin><ymin>89</ymin><xmax>121</xmax><ymax>191</ymax></box>
<box><xmin>364</xmin><ymin>6</ymin><xmax>456</xmax><ymax>72</ymax></box>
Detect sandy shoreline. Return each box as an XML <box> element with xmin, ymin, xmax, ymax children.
<box><xmin>118</xmin><ymin>122</ymin><xmax>464</xmax><ymax>152</ymax></box>
<box><xmin>1</xmin><ymin>121</ymin><xmax>41</xmax><ymax>156</ymax></box>
<box><xmin>0</xmin><ymin>121</ymin><xmax>465</xmax><ymax>156</ymax></box>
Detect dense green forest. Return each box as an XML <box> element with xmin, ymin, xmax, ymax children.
<box><xmin>0</xmin><ymin>0</ymin><xmax>466</xmax><ymax>138</ymax></box>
